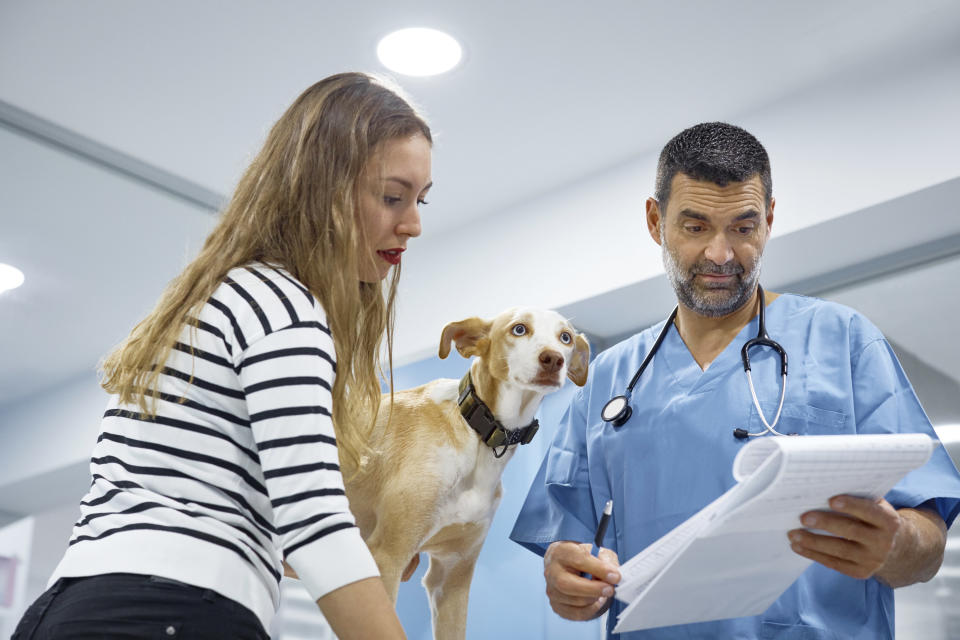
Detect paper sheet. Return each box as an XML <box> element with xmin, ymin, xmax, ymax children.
<box><xmin>612</xmin><ymin>433</ymin><xmax>933</xmax><ymax>633</ymax></box>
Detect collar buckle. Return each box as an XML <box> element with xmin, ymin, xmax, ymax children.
<box><xmin>457</xmin><ymin>372</ymin><xmax>540</xmax><ymax>456</ymax></box>
<box><xmin>485</xmin><ymin>426</ymin><xmax>507</xmax><ymax>448</ymax></box>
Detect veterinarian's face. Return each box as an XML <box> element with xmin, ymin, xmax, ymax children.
<box><xmin>648</xmin><ymin>173</ymin><xmax>774</xmax><ymax>317</ymax></box>
<box><xmin>356</xmin><ymin>134</ymin><xmax>432</xmax><ymax>282</ymax></box>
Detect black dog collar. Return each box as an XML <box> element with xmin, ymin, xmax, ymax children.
<box><xmin>457</xmin><ymin>371</ymin><xmax>539</xmax><ymax>458</ymax></box>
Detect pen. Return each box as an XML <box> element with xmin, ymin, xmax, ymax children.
<box><xmin>582</xmin><ymin>500</ymin><xmax>613</xmax><ymax>580</ymax></box>
<box><xmin>592</xmin><ymin>499</ymin><xmax>613</xmax><ymax>555</ymax></box>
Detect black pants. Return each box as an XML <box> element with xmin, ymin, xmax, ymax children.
<box><xmin>12</xmin><ymin>573</ymin><xmax>270</xmax><ymax>639</ymax></box>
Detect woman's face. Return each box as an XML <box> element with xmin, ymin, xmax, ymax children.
<box><xmin>356</xmin><ymin>134</ymin><xmax>433</xmax><ymax>282</ymax></box>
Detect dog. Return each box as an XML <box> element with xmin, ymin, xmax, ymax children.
<box><xmin>344</xmin><ymin>307</ymin><xmax>589</xmax><ymax>639</ymax></box>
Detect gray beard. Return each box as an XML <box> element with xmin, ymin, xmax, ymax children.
<box><xmin>662</xmin><ymin>239</ymin><xmax>761</xmax><ymax>318</ymax></box>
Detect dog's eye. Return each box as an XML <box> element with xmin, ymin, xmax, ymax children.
<box><xmin>511</xmin><ymin>324</ymin><xmax>527</xmax><ymax>337</ymax></box>
<box><xmin>559</xmin><ymin>331</ymin><xmax>572</xmax><ymax>344</ymax></box>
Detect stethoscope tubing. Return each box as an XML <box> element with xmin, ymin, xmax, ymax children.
<box><xmin>601</xmin><ymin>285</ymin><xmax>791</xmax><ymax>438</ymax></box>
<box><xmin>627</xmin><ymin>306</ymin><xmax>678</xmax><ymax>393</ymax></box>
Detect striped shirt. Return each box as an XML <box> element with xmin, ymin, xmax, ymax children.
<box><xmin>49</xmin><ymin>264</ymin><xmax>379</xmax><ymax>630</ymax></box>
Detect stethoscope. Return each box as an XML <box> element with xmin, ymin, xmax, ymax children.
<box><xmin>600</xmin><ymin>285</ymin><xmax>792</xmax><ymax>439</ymax></box>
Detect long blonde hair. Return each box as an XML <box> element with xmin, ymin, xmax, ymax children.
<box><xmin>100</xmin><ymin>72</ymin><xmax>431</xmax><ymax>472</ymax></box>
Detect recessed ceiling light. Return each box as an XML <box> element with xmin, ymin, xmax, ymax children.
<box><xmin>377</xmin><ymin>27</ymin><xmax>462</xmax><ymax>77</ymax></box>
<box><xmin>0</xmin><ymin>263</ymin><xmax>24</xmax><ymax>295</ymax></box>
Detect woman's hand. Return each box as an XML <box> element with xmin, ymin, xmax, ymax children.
<box><xmin>317</xmin><ymin>576</ymin><xmax>406</xmax><ymax>640</ymax></box>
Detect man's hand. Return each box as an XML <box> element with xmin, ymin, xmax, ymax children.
<box><xmin>787</xmin><ymin>495</ymin><xmax>946</xmax><ymax>587</ymax></box>
<box><xmin>543</xmin><ymin>541</ymin><xmax>621</xmax><ymax>621</ymax></box>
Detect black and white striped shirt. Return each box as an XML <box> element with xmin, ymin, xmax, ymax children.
<box><xmin>50</xmin><ymin>264</ymin><xmax>379</xmax><ymax>629</ymax></box>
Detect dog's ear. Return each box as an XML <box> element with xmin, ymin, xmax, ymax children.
<box><xmin>439</xmin><ymin>317</ymin><xmax>492</xmax><ymax>359</ymax></box>
<box><xmin>567</xmin><ymin>333</ymin><xmax>591</xmax><ymax>387</ymax></box>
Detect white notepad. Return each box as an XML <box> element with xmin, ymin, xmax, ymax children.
<box><xmin>613</xmin><ymin>433</ymin><xmax>934</xmax><ymax>633</ymax></box>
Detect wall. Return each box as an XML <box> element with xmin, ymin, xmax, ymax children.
<box><xmin>0</xmin><ymin>375</ymin><xmax>102</xmax><ymax>500</ymax></box>
<box><xmin>0</xmin><ymin>517</ymin><xmax>33</xmax><ymax>639</ymax></box>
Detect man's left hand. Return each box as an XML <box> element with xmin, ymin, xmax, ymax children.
<box><xmin>788</xmin><ymin>495</ymin><xmax>900</xmax><ymax>580</ymax></box>
<box><xmin>788</xmin><ymin>495</ymin><xmax>948</xmax><ymax>587</ymax></box>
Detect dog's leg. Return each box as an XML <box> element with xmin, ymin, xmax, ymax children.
<box><xmin>422</xmin><ymin>523</ymin><xmax>487</xmax><ymax>640</ymax></box>
<box><xmin>368</xmin><ymin>527</ymin><xmax>425</xmax><ymax>603</ymax></box>
<box><xmin>364</xmin><ymin>486</ymin><xmax>438</xmax><ymax>603</ymax></box>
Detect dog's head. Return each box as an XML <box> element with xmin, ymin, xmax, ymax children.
<box><xmin>438</xmin><ymin>307</ymin><xmax>590</xmax><ymax>390</ymax></box>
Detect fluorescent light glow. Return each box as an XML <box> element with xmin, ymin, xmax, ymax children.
<box><xmin>377</xmin><ymin>28</ymin><xmax>462</xmax><ymax>77</ymax></box>
<box><xmin>934</xmin><ymin>423</ymin><xmax>960</xmax><ymax>444</ymax></box>
<box><xmin>0</xmin><ymin>263</ymin><xmax>24</xmax><ymax>294</ymax></box>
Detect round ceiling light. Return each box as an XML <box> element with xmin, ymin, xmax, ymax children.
<box><xmin>377</xmin><ymin>28</ymin><xmax>462</xmax><ymax>77</ymax></box>
<box><xmin>0</xmin><ymin>263</ymin><xmax>25</xmax><ymax>294</ymax></box>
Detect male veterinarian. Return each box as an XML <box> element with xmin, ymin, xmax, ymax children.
<box><xmin>509</xmin><ymin>122</ymin><xmax>960</xmax><ymax>639</ymax></box>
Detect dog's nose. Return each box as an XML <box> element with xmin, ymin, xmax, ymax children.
<box><xmin>539</xmin><ymin>350</ymin><xmax>564</xmax><ymax>374</ymax></box>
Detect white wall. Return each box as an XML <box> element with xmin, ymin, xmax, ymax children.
<box><xmin>0</xmin><ymin>375</ymin><xmax>102</xmax><ymax>493</ymax></box>
<box><xmin>0</xmin><ymin>516</ymin><xmax>33</xmax><ymax>639</ymax></box>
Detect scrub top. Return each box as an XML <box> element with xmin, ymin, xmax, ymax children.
<box><xmin>510</xmin><ymin>294</ymin><xmax>960</xmax><ymax>640</ymax></box>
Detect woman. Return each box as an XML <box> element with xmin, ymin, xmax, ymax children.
<box><xmin>14</xmin><ymin>72</ymin><xmax>432</xmax><ymax>639</ymax></box>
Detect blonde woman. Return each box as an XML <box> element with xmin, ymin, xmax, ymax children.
<box><xmin>14</xmin><ymin>72</ymin><xmax>431</xmax><ymax>640</ymax></box>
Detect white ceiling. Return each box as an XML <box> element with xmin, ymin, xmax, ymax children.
<box><xmin>1</xmin><ymin>1</ymin><xmax>960</xmax><ymax>407</ymax></box>
<box><xmin>3</xmin><ymin>1</ymin><xmax>959</xmax><ymax>231</ymax></box>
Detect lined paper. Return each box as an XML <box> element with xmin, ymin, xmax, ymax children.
<box><xmin>613</xmin><ymin>434</ymin><xmax>933</xmax><ymax>633</ymax></box>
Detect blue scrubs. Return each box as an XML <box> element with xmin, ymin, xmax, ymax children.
<box><xmin>510</xmin><ymin>294</ymin><xmax>960</xmax><ymax>639</ymax></box>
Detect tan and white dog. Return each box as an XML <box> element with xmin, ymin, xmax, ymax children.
<box><xmin>346</xmin><ymin>307</ymin><xmax>589</xmax><ymax>639</ymax></box>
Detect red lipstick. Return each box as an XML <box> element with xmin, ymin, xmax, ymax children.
<box><xmin>377</xmin><ymin>248</ymin><xmax>405</xmax><ymax>265</ymax></box>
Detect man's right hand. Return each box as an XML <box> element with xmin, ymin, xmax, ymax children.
<box><xmin>543</xmin><ymin>541</ymin><xmax>621</xmax><ymax>621</ymax></box>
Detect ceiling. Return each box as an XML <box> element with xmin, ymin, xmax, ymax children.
<box><xmin>4</xmin><ymin>1</ymin><xmax>960</xmax><ymax>231</ymax></box>
<box><xmin>1</xmin><ymin>1</ymin><xmax>960</xmax><ymax>406</ymax></box>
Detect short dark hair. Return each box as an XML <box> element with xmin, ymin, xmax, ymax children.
<box><xmin>654</xmin><ymin>122</ymin><xmax>772</xmax><ymax>210</ymax></box>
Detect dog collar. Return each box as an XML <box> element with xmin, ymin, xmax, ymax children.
<box><xmin>457</xmin><ymin>371</ymin><xmax>539</xmax><ymax>458</ymax></box>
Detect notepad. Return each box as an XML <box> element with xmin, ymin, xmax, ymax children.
<box><xmin>612</xmin><ymin>433</ymin><xmax>934</xmax><ymax>633</ymax></box>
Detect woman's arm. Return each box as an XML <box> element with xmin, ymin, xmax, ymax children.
<box><xmin>317</xmin><ymin>577</ymin><xmax>406</xmax><ymax>640</ymax></box>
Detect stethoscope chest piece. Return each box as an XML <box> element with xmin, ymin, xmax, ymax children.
<box><xmin>602</xmin><ymin>395</ymin><xmax>632</xmax><ymax>427</ymax></box>
<box><xmin>600</xmin><ymin>307</ymin><xmax>679</xmax><ymax>429</ymax></box>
